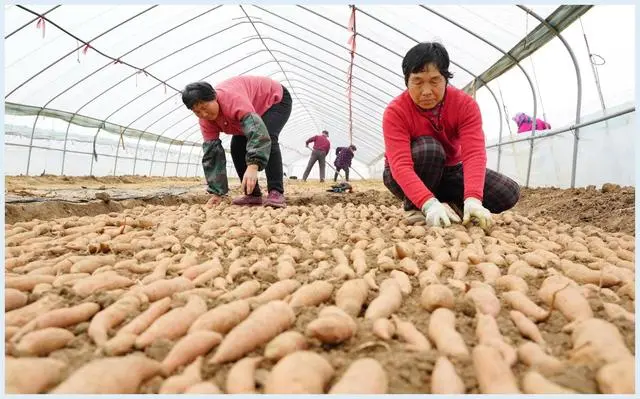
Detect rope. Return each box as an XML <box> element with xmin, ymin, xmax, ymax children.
<box><xmin>346</xmin><ymin>5</ymin><xmax>356</xmax><ymax>146</ymax></box>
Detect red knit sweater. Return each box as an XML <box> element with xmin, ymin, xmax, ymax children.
<box><xmin>382</xmin><ymin>85</ymin><xmax>487</xmax><ymax>209</ymax></box>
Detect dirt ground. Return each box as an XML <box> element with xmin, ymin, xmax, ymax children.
<box><xmin>4</xmin><ymin>175</ymin><xmax>636</xmax><ymax>394</ymax></box>
<box><xmin>4</xmin><ymin>175</ymin><xmax>635</xmax><ymax>235</ymax></box>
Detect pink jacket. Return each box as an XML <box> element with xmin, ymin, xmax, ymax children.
<box><xmin>513</xmin><ymin>112</ymin><xmax>551</xmax><ymax>133</ymax></box>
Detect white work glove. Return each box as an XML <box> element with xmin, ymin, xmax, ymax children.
<box><xmin>462</xmin><ymin>197</ymin><xmax>493</xmax><ymax>229</ymax></box>
<box><xmin>421</xmin><ymin>198</ymin><xmax>461</xmax><ymax>227</ymax></box>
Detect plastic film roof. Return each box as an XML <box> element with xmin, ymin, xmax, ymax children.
<box><xmin>4</xmin><ymin>4</ymin><xmax>635</xmax><ymax>168</ymax></box>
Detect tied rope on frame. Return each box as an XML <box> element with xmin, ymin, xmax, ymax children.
<box><xmin>35</xmin><ymin>15</ymin><xmax>46</xmax><ymax>38</ymax></box>
<box><xmin>346</xmin><ymin>5</ymin><xmax>356</xmax><ymax>146</ymax></box>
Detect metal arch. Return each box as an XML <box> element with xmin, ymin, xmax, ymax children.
<box><xmin>15</xmin><ymin>5</ymin><xmax>162</xmax><ymax>175</ymax></box>
<box><xmin>5</xmin><ymin>5</ymin><xmax>62</xmax><ymax>39</ymax></box>
<box><xmin>287</xmin><ymin>92</ymin><xmax>382</xmax><ymax>155</ymax></box>
<box><xmin>35</xmin><ymin>7</ymin><xmax>223</xmax><ymax>174</ymax></box>
<box><xmin>131</xmin><ymin>52</ymin><xmax>389</xmax><ymax>168</ymax></box>
<box><xmin>131</xmin><ymin>59</ymin><xmax>277</xmax><ymax>175</ymax></box>
<box><xmin>252</xmin><ymin>5</ymin><xmax>402</xmax><ymax>80</ymax></box>
<box><xmin>143</xmin><ymin>56</ymin><xmax>279</xmax><ymax>176</ymax></box>
<box><xmin>98</xmin><ymin>46</ymin><xmax>267</xmax><ymax>176</ymax></box>
<box><xmin>295</xmin><ymin>5</ymin><xmax>505</xmax><ymax>167</ymax></box>
<box><xmin>274</xmin><ymin>59</ymin><xmax>389</xmax><ymax>108</ymax></box>
<box><xmin>239</xmin><ymin>6</ymin><xmax>320</xmax><ymax>134</ymax></box>
<box><xmin>419</xmin><ymin>6</ymin><xmax>539</xmax><ymax>186</ymax></box>
<box><xmin>8</xmin><ymin>5</ymin><xmax>161</xmax><ymax>99</ymax></box>
<box><xmin>517</xmin><ymin>5</ymin><xmax>583</xmax><ymax>188</ymax></box>
<box><xmin>64</xmin><ymin>20</ymin><xmax>252</xmax><ymax>175</ymax></box>
<box><xmin>123</xmin><ymin>50</ymin><xmax>391</xmax><ymax>172</ymax></box>
<box><xmin>275</xmin><ymin>82</ymin><xmax>383</xmax><ymax>146</ymax></box>
<box><xmin>251</xmin><ymin>32</ymin><xmax>404</xmax><ymax>93</ymax></box>
<box><xmin>277</xmin><ymin>82</ymin><xmax>385</xmax><ymax>148</ymax></box>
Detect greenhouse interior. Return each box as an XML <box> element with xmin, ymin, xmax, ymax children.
<box><xmin>3</xmin><ymin>3</ymin><xmax>637</xmax><ymax>395</ymax></box>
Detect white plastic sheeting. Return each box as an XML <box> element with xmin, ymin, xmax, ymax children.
<box><xmin>3</xmin><ymin>4</ymin><xmax>636</xmax><ymax>185</ymax></box>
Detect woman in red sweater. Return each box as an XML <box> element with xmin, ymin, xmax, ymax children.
<box><xmin>382</xmin><ymin>42</ymin><xmax>520</xmax><ymax>229</ymax></box>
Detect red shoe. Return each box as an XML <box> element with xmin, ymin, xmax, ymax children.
<box><xmin>232</xmin><ymin>195</ymin><xmax>263</xmax><ymax>206</ymax></box>
<box><xmin>263</xmin><ymin>190</ymin><xmax>286</xmax><ymax>208</ymax></box>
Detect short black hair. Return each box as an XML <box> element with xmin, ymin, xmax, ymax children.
<box><xmin>322</xmin><ymin>130</ymin><xmax>329</xmax><ymax>136</ymax></box>
<box><xmin>402</xmin><ymin>42</ymin><xmax>453</xmax><ymax>86</ymax></box>
<box><xmin>181</xmin><ymin>81</ymin><xmax>216</xmax><ymax>110</ymax></box>
<box><xmin>349</xmin><ymin>145</ymin><xmax>357</xmax><ymax>151</ymax></box>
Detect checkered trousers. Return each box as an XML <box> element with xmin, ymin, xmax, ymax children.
<box><xmin>383</xmin><ymin>136</ymin><xmax>520</xmax><ymax>213</ymax></box>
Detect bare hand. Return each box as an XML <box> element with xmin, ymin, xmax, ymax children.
<box><xmin>242</xmin><ymin>164</ymin><xmax>259</xmax><ymax>195</ymax></box>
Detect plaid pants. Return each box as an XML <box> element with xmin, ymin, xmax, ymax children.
<box><xmin>383</xmin><ymin>136</ymin><xmax>520</xmax><ymax>213</ymax></box>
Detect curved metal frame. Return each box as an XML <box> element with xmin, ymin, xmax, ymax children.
<box><xmin>3</xmin><ymin>5</ymin><xmax>605</xmax><ymax>184</ymax></box>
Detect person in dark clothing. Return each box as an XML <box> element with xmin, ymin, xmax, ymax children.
<box><xmin>333</xmin><ymin>145</ymin><xmax>357</xmax><ymax>182</ymax></box>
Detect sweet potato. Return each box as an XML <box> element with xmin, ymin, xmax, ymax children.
<box><xmin>472</xmin><ymin>345</ymin><xmax>520</xmax><ymax>393</ymax></box>
<box><xmin>184</xmin><ymin>381</ymin><xmax>222</xmax><ymax>394</ymax></box>
<box><xmin>226</xmin><ymin>356</ymin><xmax>263</xmax><ymax>394</ymax></box>
<box><xmin>89</xmin><ymin>294</ymin><xmax>145</xmax><ymax>346</ymax></box>
<box><xmin>117</xmin><ymin>296</ymin><xmax>171</xmax><ymax>336</ymax></box>
<box><xmin>264</xmin><ymin>351</ymin><xmax>334</xmax><ymax>394</ymax></box>
<box><xmin>141</xmin><ymin>259</ymin><xmax>170</xmax><ymax>284</ymax></box>
<box><xmin>475</xmin><ymin>313</ymin><xmax>517</xmax><ymax>366</ymax></box>
<box><xmin>475</xmin><ymin>262</ymin><xmax>501</xmax><ymax>284</ymax></box>
<box><xmin>72</xmin><ymin>271</ymin><xmax>133</xmax><ymax>298</ymax></box>
<box><xmin>507</xmin><ymin>260</ymin><xmax>541</xmax><ymax>279</ymax></box>
<box><xmin>5</xmin><ymin>357</ymin><xmax>67</xmax><ymax>393</ymax></box>
<box><xmin>566</xmin><ymin>317</ymin><xmax>632</xmax><ymax>366</ymax></box>
<box><xmin>249</xmin><ymin>279</ymin><xmax>301</xmax><ymax>307</ymax></box>
<box><xmin>495</xmin><ymin>275</ymin><xmax>528</xmax><ymax>294</ymax></box>
<box><xmin>288</xmin><ymin>280</ymin><xmax>334</xmax><ymax>309</ymax></box>
<box><xmin>390</xmin><ymin>270</ymin><xmax>412</xmax><ymax>295</ymax></box>
<box><xmin>596</xmin><ymin>357</ymin><xmax>635</xmax><ymax>394</ymax></box>
<box><xmin>517</xmin><ymin>341</ymin><xmax>564</xmax><ymax>376</ymax></box>
<box><xmin>70</xmin><ymin>255</ymin><xmax>116</xmax><ymax>273</ymax></box>
<box><xmin>14</xmin><ymin>327</ymin><xmax>75</xmax><ymax>356</ymax></box>
<box><xmin>191</xmin><ymin>263</ymin><xmax>224</xmax><ymax>286</ymax></box>
<box><xmin>51</xmin><ymin>355</ymin><xmax>162</xmax><ymax>394</ymax></box>
<box><xmin>264</xmin><ymin>330</ymin><xmax>308</xmax><ymax>360</ymax></box>
<box><xmin>364</xmin><ymin>278</ymin><xmax>402</xmax><ymax>320</ymax></box>
<box><xmin>521</xmin><ymin>371</ymin><xmax>577</xmax><ymax>394</ymax></box>
<box><xmin>5</xmin><ymin>275</ymin><xmax>55</xmax><ymax>292</ymax></box>
<box><xmin>502</xmin><ymin>291</ymin><xmax>549</xmax><ymax>322</ymax></box>
<box><xmin>162</xmin><ymin>331</ymin><xmax>223</xmax><ymax>376</ymax></box>
<box><xmin>559</xmin><ymin>259</ymin><xmax>620</xmax><ymax>287</ymax></box>
<box><xmin>12</xmin><ymin>302</ymin><xmax>100</xmax><ymax>342</ymax></box>
<box><xmin>52</xmin><ymin>272</ymin><xmax>90</xmax><ymax>288</ymax></box>
<box><xmin>5</xmin><ymin>288</ymin><xmax>28</xmax><ymax>311</ymax></box>
<box><xmin>427</xmin><ymin>308</ymin><xmax>469</xmax><ymax>359</ymax></box>
<box><xmin>219</xmin><ymin>279</ymin><xmax>261</xmax><ymax>301</ymax></box>
<box><xmin>101</xmin><ymin>332</ymin><xmax>137</xmax><ymax>356</ymax></box>
<box><xmin>306</xmin><ymin>306</ymin><xmax>357</xmax><ymax>344</ymax></box>
<box><xmin>602</xmin><ymin>302</ymin><xmax>635</xmax><ymax>323</ymax></box>
<box><xmin>465</xmin><ymin>287</ymin><xmax>501</xmax><ymax>317</ymax></box>
<box><xmin>135</xmin><ymin>295</ymin><xmax>208</xmax><ymax>348</ymax></box>
<box><xmin>349</xmin><ymin>248</ymin><xmax>368</xmax><ymax>275</ymax></box>
<box><xmin>132</xmin><ymin>276</ymin><xmax>194</xmax><ymax>302</ymax></box>
<box><xmin>392</xmin><ymin>314</ymin><xmax>431</xmax><ymax>351</ymax></box>
<box><xmin>363</xmin><ymin>268</ymin><xmax>379</xmax><ymax>290</ymax></box>
<box><xmin>6</xmin><ymin>294</ymin><xmax>65</xmax><ymax>327</ymax></box>
<box><xmin>372</xmin><ymin>317</ymin><xmax>395</xmax><ymax>340</ymax></box>
<box><xmin>188</xmin><ymin>299</ymin><xmax>250</xmax><ymax>334</ymax></box>
<box><xmin>509</xmin><ymin>310</ymin><xmax>545</xmax><ymax>344</ymax></box>
<box><xmin>537</xmin><ymin>275</ymin><xmax>593</xmax><ymax>322</ymax></box>
<box><xmin>430</xmin><ymin>356</ymin><xmax>465</xmax><ymax>394</ymax></box>
<box><xmin>329</xmin><ymin>357</ymin><xmax>388</xmax><ymax>394</ymax></box>
<box><xmin>335</xmin><ymin>278</ymin><xmax>369</xmax><ymax>317</ymax></box>
<box><xmin>210</xmin><ymin>300</ymin><xmax>295</xmax><ymax>364</ymax></box>
<box><xmin>182</xmin><ymin>258</ymin><xmax>223</xmax><ymax>280</ymax></box>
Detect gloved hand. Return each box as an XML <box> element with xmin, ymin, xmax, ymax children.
<box><xmin>242</xmin><ymin>164</ymin><xmax>259</xmax><ymax>195</ymax></box>
<box><xmin>421</xmin><ymin>197</ymin><xmax>461</xmax><ymax>227</ymax></box>
<box><xmin>462</xmin><ymin>197</ymin><xmax>493</xmax><ymax>229</ymax></box>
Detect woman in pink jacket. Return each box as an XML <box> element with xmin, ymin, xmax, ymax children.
<box><xmin>513</xmin><ymin>112</ymin><xmax>551</xmax><ymax>134</ymax></box>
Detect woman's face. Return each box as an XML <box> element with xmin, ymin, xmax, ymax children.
<box><xmin>192</xmin><ymin>99</ymin><xmax>220</xmax><ymax>120</ymax></box>
<box><xmin>407</xmin><ymin>63</ymin><xmax>446</xmax><ymax>110</ymax></box>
